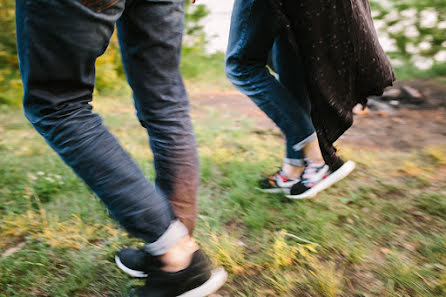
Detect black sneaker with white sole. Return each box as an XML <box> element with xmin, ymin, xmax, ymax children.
<box><xmin>115</xmin><ymin>247</ymin><xmax>153</xmax><ymax>278</ymax></box>
<box><xmin>129</xmin><ymin>250</ymin><xmax>228</xmax><ymax>297</ymax></box>
<box><xmin>286</xmin><ymin>160</ymin><xmax>356</xmax><ymax>199</ymax></box>
<box><xmin>257</xmin><ymin>169</ymin><xmax>300</xmax><ymax>194</ymax></box>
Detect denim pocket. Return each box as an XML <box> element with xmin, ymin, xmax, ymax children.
<box><xmin>78</xmin><ymin>0</ymin><xmax>121</xmax><ymax>12</ymax></box>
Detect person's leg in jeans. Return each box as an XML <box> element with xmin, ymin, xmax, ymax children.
<box><xmin>16</xmin><ymin>0</ymin><xmax>182</xmax><ymax>250</ymax></box>
<box><xmin>225</xmin><ymin>0</ymin><xmax>318</xmax><ymax>192</ymax></box>
<box><xmin>270</xmin><ymin>33</ymin><xmax>313</xmax><ymax>178</ymax></box>
<box><xmin>112</xmin><ymin>0</ymin><xmax>201</xmax><ymax>279</ymax></box>
<box><xmin>16</xmin><ymin>0</ymin><xmax>227</xmax><ymax>295</ymax></box>
<box><xmin>270</xmin><ymin>23</ymin><xmax>356</xmax><ymax>199</ymax></box>
<box><xmin>117</xmin><ymin>0</ymin><xmax>198</xmax><ymax>235</ymax></box>
<box><xmin>225</xmin><ymin>0</ymin><xmax>355</xmax><ymax>198</ymax></box>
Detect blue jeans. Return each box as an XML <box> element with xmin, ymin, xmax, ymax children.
<box><xmin>225</xmin><ymin>0</ymin><xmax>316</xmax><ymax>167</ymax></box>
<box><xmin>16</xmin><ymin>0</ymin><xmax>197</xmax><ymax>255</ymax></box>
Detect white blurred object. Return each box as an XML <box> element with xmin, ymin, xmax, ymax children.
<box><xmin>200</xmin><ymin>0</ymin><xmax>235</xmax><ymax>54</ymax></box>
<box><xmin>435</xmin><ymin>51</ymin><xmax>446</xmax><ymax>62</ymax></box>
<box><xmin>420</xmin><ymin>9</ymin><xmax>437</xmax><ymax>28</ymax></box>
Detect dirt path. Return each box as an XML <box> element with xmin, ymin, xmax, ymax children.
<box><xmin>191</xmin><ymin>79</ymin><xmax>446</xmax><ymax>151</ymax></box>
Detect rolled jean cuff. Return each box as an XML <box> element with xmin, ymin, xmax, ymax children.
<box><xmin>144</xmin><ymin>220</ymin><xmax>188</xmax><ymax>256</ymax></box>
<box><xmin>292</xmin><ymin>132</ymin><xmax>317</xmax><ymax>151</ymax></box>
<box><xmin>283</xmin><ymin>157</ymin><xmax>305</xmax><ymax>166</ymax></box>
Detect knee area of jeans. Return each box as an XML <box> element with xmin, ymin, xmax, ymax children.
<box><xmin>224</xmin><ymin>56</ymin><xmax>247</xmax><ymax>79</ymax></box>
<box><xmin>225</xmin><ymin>60</ymin><xmax>269</xmax><ymax>86</ymax></box>
<box><xmin>225</xmin><ymin>63</ymin><xmax>247</xmax><ymax>83</ymax></box>
<box><xmin>23</xmin><ymin>100</ymin><xmax>90</xmax><ymax>120</ymax></box>
<box><xmin>139</xmin><ymin>121</ymin><xmax>194</xmax><ymax>138</ymax></box>
<box><xmin>224</xmin><ymin>60</ymin><xmax>234</xmax><ymax>78</ymax></box>
<box><xmin>136</xmin><ymin>103</ymin><xmax>190</xmax><ymax>121</ymax></box>
<box><xmin>22</xmin><ymin>102</ymin><xmax>36</xmax><ymax>122</ymax></box>
<box><xmin>225</xmin><ymin>66</ymin><xmax>254</xmax><ymax>88</ymax></box>
<box><xmin>151</xmin><ymin>139</ymin><xmax>198</xmax><ymax>155</ymax></box>
<box><xmin>22</xmin><ymin>99</ymin><xmax>49</xmax><ymax>128</ymax></box>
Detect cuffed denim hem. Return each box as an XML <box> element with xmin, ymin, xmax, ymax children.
<box><xmin>144</xmin><ymin>220</ymin><xmax>188</xmax><ymax>256</ymax></box>
<box><xmin>283</xmin><ymin>157</ymin><xmax>305</xmax><ymax>166</ymax></box>
<box><xmin>292</xmin><ymin>132</ymin><xmax>317</xmax><ymax>151</ymax></box>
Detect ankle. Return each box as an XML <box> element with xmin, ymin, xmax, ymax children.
<box><xmin>281</xmin><ymin>163</ymin><xmax>304</xmax><ymax>179</ymax></box>
<box><xmin>305</xmin><ymin>157</ymin><xmax>325</xmax><ymax>165</ymax></box>
<box><xmin>158</xmin><ymin>236</ymin><xmax>198</xmax><ymax>272</ymax></box>
<box><xmin>301</xmin><ymin>138</ymin><xmax>324</xmax><ymax>164</ymax></box>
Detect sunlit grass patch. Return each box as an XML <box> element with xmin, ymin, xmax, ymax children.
<box><xmin>0</xmin><ymin>193</ymin><xmax>124</xmax><ymax>251</ymax></box>
<box><xmin>1</xmin><ymin>101</ymin><xmax>445</xmax><ymax>296</ymax></box>
<box><xmin>201</xmin><ymin>228</ymin><xmax>247</xmax><ymax>275</ymax></box>
<box><xmin>423</xmin><ymin>145</ymin><xmax>446</xmax><ymax>166</ymax></box>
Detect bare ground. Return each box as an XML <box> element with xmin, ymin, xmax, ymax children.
<box><xmin>190</xmin><ymin>78</ymin><xmax>446</xmax><ymax>151</ymax></box>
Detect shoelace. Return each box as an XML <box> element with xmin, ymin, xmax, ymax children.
<box><xmin>301</xmin><ymin>161</ymin><xmax>326</xmax><ymax>185</ymax></box>
<box><xmin>275</xmin><ymin>170</ymin><xmax>290</xmax><ymax>182</ymax></box>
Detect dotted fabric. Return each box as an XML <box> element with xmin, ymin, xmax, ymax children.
<box><xmin>270</xmin><ymin>0</ymin><xmax>395</xmax><ymax>169</ymax></box>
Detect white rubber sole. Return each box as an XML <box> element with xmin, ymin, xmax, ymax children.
<box><xmin>256</xmin><ymin>187</ymin><xmax>290</xmax><ymax>194</ymax></box>
<box><xmin>286</xmin><ymin>161</ymin><xmax>356</xmax><ymax>200</ymax></box>
<box><xmin>177</xmin><ymin>267</ymin><xmax>228</xmax><ymax>297</ymax></box>
<box><xmin>115</xmin><ymin>255</ymin><xmax>148</xmax><ymax>278</ymax></box>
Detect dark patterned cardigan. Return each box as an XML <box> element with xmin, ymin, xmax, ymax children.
<box><xmin>270</xmin><ymin>0</ymin><xmax>395</xmax><ymax>169</ymax></box>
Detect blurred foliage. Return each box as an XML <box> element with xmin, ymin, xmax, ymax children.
<box><xmin>370</xmin><ymin>0</ymin><xmax>446</xmax><ymax>78</ymax></box>
<box><xmin>0</xmin><ymin>1</ymin><xmax>21</xmax><ymax>106</ymax></box>
<box><xmin>1</xmin><ymin>1</ymin><xmax>445</xmax><ymax>106</ymax></box>
<box><xmin>0</xmin><ymin>1</ymin><xmax>211</xmax><ymax>106</ymax></box>
<box><xmin>184</xmin><ymin>0</ymin><xmax>209</xmax><ymax>49</ymax></box>
<box><xmin>95</xmin><ymin>34</ymin><xmax>126</xmax><ymax>96</ymax></box>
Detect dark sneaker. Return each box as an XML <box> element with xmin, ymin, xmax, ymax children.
<box><xmin>129</xmin><ymin>250</ymin><xmax>228</xmax><ymax>297</ymax></box>
<box><xmin>257</xmin><ymin>169</ymin><xmax>300</xmax><ymax>194</ymax></box>
<box><xmin>286</xmin><ymin>160</ymin><xmax>356</xmax><ymax>199</ymax></box>
<box><xmin>115</xmin><ymin>247</ymin><xmax>154</xmax><ymax>278</ymax></box>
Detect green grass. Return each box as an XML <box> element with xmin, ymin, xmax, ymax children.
<box><xmin>0</xmin><ymin>97</ymin><xmax>445</xmax><ymax>297</ymax></box>
<box><xmin>394</xmin><ymin>63</ymin><xmax>446</xmax><ymax>81</ymax></box>
<box><xmin>181</xmin><ymin>50</ymin><xmax>233</xmax><ymax>92</ymax></box>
